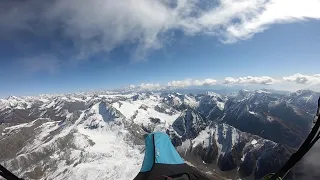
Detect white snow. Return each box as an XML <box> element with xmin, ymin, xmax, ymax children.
<box><xmin>178</xmin><ymin>139</ymin><xmax>191</xmax><ymax>155</ymax></box>
<box><xmin>251</xmin><ymin>139</ymin><xmax>258</xmax><ymax>145</ymax></box>
<box><xmin>100</xmin><ymin>93</ymin><xmax>135</xmax><ymax>98</ymax></box>
<box><xmin>71</xmin><ymin>127</ymin><xmax>143</xmax><ymax>179</ymax></box>
<box><xmin>2</xmin><ymin>120</ymin><xmax>38</xmax><ymax>135</ymax></box>
<box><xmin>54</xmin><ymin>105</ymin><xmax>63</xmax><ymax>111</ymax></box>
<box><xmin>214</xmin><ymin>125</ymin><xmax>223</xmax><ymax>155</ymax></box>
<box><xmin>267</xmin><ymin>116</ymin><xmax>274</xmax><ymax>122</ymax></box>
<box><xmin>12</xmin><ymin>107</ymin><xmax>144</xmax><ymax>180</ymax></box>
<box><xmin>112</xmin><ymin>95</ymin><xmax>180</xmax><ymax>128</ymax></box>
<box><xmin>231</xmin><ymin>128</ymin><xmax>239</xmax><ymax>147</ymax></box>
<box><xmin>217</xmin><ymin>101</ymin><xmax>225</xmax><ymax>111</ymax></box>
<box><xmin>171</xmin><ymin>96</ymin><xmax>182</xmax><ymax>106</ymax></box>
<box><xmin>192</xmin><ymin>129</ymin><xmax>211</xmax><ymax>148</ymax></box>
<box><xmin>241</xmin><ymin>153</ymin><xmax>246</xmax><ymax>161</ymax></box>
<box><xmin>184</xmin><ymin>95</ymin><xmax>199</xmax><ymax>108</ymax></box>
<box><xmin>89</xmin><ymin>102</ymin><xmax>101</xmax><ymax>114</ymax></box>
<box><xmin>46</xmin><ymin>101</ymin><xmax>56</xmax><ymax>108</ymax></box>
<box><xmin>206</xmin><ymin>92</ymin><xmax>220</xmax><ymax>97</ymax></box>
<box><xmin>304</xmin><ymin>94</ymin><xmax>314</xmax><ymax>104</ymax></box>
<box><xmin>58</xmin><ymin>113</ymin><xmax>144</xmax><ymax>180</ymax></box>
<box><xmin>256</xmin><ymin>90</ymin><xmax>270</xmax><ymax>94</ymax></box>
<box><xmin>38</xmin><ymin>98</ymin><xmax>50</xmax><ymax>103</ymax></box>
<box><xmin>112</xmin><ymin>101</ymin><xmax>140</xmax><ymax>119</ymax></box>
<box><xmin>222</xmin><ymin>123</ymin><xmax>227</xmax><ymax>139</ymax></box>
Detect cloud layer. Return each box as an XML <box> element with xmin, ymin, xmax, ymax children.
<box><xmin>283</xmin><ymin>73</ymin><xmax>320</xmax><ymax>85</ymax></box>
<box><xmin>167</xmin><ymin>78</ymin><xmax>217</xmax><ymax>88</ymax></box>
<box><xmin>224</xmin><ymin>76</ymin><xmax>276</xmax><ymax>85</ymax></box>
<box><xmin>1</xmin><ymin>0</ymin><xmax>320</xmax><ymax>61</ymax></box>
<box><xmin>128</xmin><ymin>74</ymin><xmax>320</xmax><ymax>91</ymax></box>
<box><xmin>138</xmin><ymin>83</ymin><xmax>162</xmax><ymax>90</ymax></box>
<box><xmin>129</xmin><ymin>78</ymin><xmax>217</xmax><ymax>91</ymax></box>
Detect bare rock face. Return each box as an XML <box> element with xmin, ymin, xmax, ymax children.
<box><xmin>218</xmin><ymin>90</ymin><xmax>313</xmax><ymax>148</ymax></box>
<box><xmin>170</xmin><ymin>120</ymin><xmax>293</xmax><ymax>180</ymax></box>
<box><xmin>197</xmin><ymin>92</ymin><xmax>225</xmax><ymax>121</ymax></box>
<box><xmin>172</xmin><ymin>109</ymin><xmax>208</xmax><ymax>140</ymax></box>
<box><xmin>285</xmin><ymin>90</ymin><xmax>320</xmax><ymax>114</ymax></box>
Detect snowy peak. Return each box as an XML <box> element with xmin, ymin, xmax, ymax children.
<box><xmin>285</xmin><ymin>89</ymin><xmax>320</xmax><ymax>113</ymax></box>
<box><xmin>236</xmin><ymin>89</ymin><xmax>252</xmax><ymax>99</ymax></box>
<box><xmin>200</xmin><ymin>92</ymin><xmax>225</xmax><ymax>103</ymax></box>
<box><xmin>191</xmin><ymin>123</ymin><xmax>241</xmax><ymax>157</ymax></box>
<box><xmin>221</xmin><ymin>89</ymin><xmax>313</xmax><ymax>148</ymax></box>
<box><xmin>37</xmin><ymin>96</ymin><xmax>86</xmax><ymax>121</ymax></box>
<box><xmin>86</xmin><ymin>101</ymin><xmax>125</xmax><ymax>128</ymax></box>
<box><xmin>162</xmin><ymin>93</ymin><xmax>184</xmax><ymax>108</ymax></box>
<box><xmin>0</xmin><ymin>95</ymin><xmax>30</xmax><ymax>110</ymax></box>
<box><xmin>204</xmin><ymin>91</ymin><xmax>221</xmax><ymax>97</ymax></box>
<box><xmin>255</xmin><ymin>89</ymin><xmax>271</xmax><ymax>94</ymax></box>
<box><xmin>293</xmin><ymin>89</ymin><xmax>315</xmax><ymax>96</ymax></box>
<box><xmin>131</xmin><ymin>92</ymin><xmax>153</xmax><ymax>101</ymax></box>
<box><xmin>197</xmin><ymin>92</ymin><xmax>225</xmax><ymax>120</ymax></box>
<box><xmin>6</xmin><ymin>95</ymin><xmax>21</xmax><ymax>101</ymax></box>
<box><xmin>176</xmin><ymin>122</ymin><xmax>291</xmax><ymax>179</ymax></box>
<box><xmin>230</xmin><ymin>89</ymin><xmax>273</xmax><ymax>100</ymax></box>
<box><xmin>172</xmin><ymin>109</ymin><xmax>207</xmax><ymax>139</ymax></box>
<box><xmin>160</xmin><ymin>92</ymin><xmax>198</xmax><ymax>110</ymax></box>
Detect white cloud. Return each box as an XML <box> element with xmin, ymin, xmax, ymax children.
<box><xmin>129</xmin><ymin>85</ymin><xmax>136</xmax><ymax>89</ymax></box>
<box><xmin>1</xmin><ymin>0</ymin><xmax>320</xmax><ymax>60</ymax></box>
<box><xmin>193</xmin><ymin>79</ymin><xmax>217</xmax><ymax>86</ymax></box>
<box><xmin>128</xmin><ymin>75</ymin><xmax>320</xmax><ymax>92</ymax></box>
<box><xmin>223</xmin><ymin>0</ymin><xmax>320</xmax><ymax>43</ymax></box>
<box><xmin>167</xmin><ymin>79</ymin><xmax>193</xmax><ymax>88</ymax></box>
<box><xmin>224</xmin><ymin>76</ymin><xmax>276</xmax><ymax>85</ymax></box>
<box><xmin>168</xmin><ymin>78</ymin><xmax>217</xmax><ymax>88</ymax></box>
<box><xmin>137</xmin><ymin>83</ymin><xmax>162</xmax><ymax>90</ymax></box>
<box><xmin>129</xmin><ymin>78</ymin><xmax>217</xmax><ymax>91</ymax></box>
<box><xmin>283</xmin><ymin>73</ymin><xmax>320</xmax><ymax>85</ymax></box>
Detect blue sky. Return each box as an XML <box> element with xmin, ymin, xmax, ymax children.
<box><xmin>1</xmin><ymin>0</ymin><xmax>320</xmax><ymax>97</ymax></box>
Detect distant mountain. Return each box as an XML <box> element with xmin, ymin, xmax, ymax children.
<box><xmin>285</xmin><ymin>89</ymin><xmax>320</xmax><ymax>114</ymax></box>
<box><xmin>196</xmin><ymin>92</ymin><xmax>225</xmax><ymax>121</ymax></box>
<box><xmin>194</xmin><ymin>89</ymin><xmax>314</xmax><ymax>148</ymax></box>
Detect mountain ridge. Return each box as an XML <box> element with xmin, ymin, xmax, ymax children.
<box><xmin>0</xmin><ymin>89</ymin><xmax>318</xmax><ymax>180</ymax></box>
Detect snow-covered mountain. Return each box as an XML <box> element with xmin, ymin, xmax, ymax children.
<box><xmin>0</xmin><ymin>89</ymin><xmax>318</xmax><ymax>180</ymax></box>
<box><xmin>196</xmin><ymin>92</ymin><xmax>225</xmax><ymax>121</ymax></box>
<box><xmin>214</xmin><ymin>90</ymin><xmax>313</xmax><ymax>148</ymax></box>
<box><xmin>168</xmin><ymin>110</ymin><xmax>293</xmax><ymax>180</ymax></box>
<box><xmin>172</xmin><ymin>109</ymin><xmax>208</xmax><ymax>140</ymax></box>
<box><xmin>0</xmin><ymin>101</ymin><xmax>144</xmax><ymax>180</ymax></box>
<box><xmin>285</xmin><ymin>89</ymin><xmax>320</xmax><ymax>114</ymax></box>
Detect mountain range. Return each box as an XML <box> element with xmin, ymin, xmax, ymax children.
<box><xmin>0</xmin><ymin>89</ymin><xmax>319</xmax><ymax>180</ymax></box>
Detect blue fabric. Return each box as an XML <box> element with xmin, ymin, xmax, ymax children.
<box><xmin>140</xmin><ymin>134</ymin><xmax>155</xmax><ymax>172</ymax></box>
<box><xmin>140</xmin><ymin>132</ymin><xmax>185</xmax><ymax>172</ymax></box>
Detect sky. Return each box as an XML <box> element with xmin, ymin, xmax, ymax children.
<box><xmin>0</xmin><ymin>0</ymin><xmax>320</xmax><ymax>97</ymax></box>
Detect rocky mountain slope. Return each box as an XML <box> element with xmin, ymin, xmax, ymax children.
<box><xmin>0</xmin><ymin>89</ymin><xmax>318</xmax><ymax>180</ymax></box>
<box><xmin>168</xmin><ymin>109</ymin><xmax>293</xmax><ymax>180</ymax></box>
